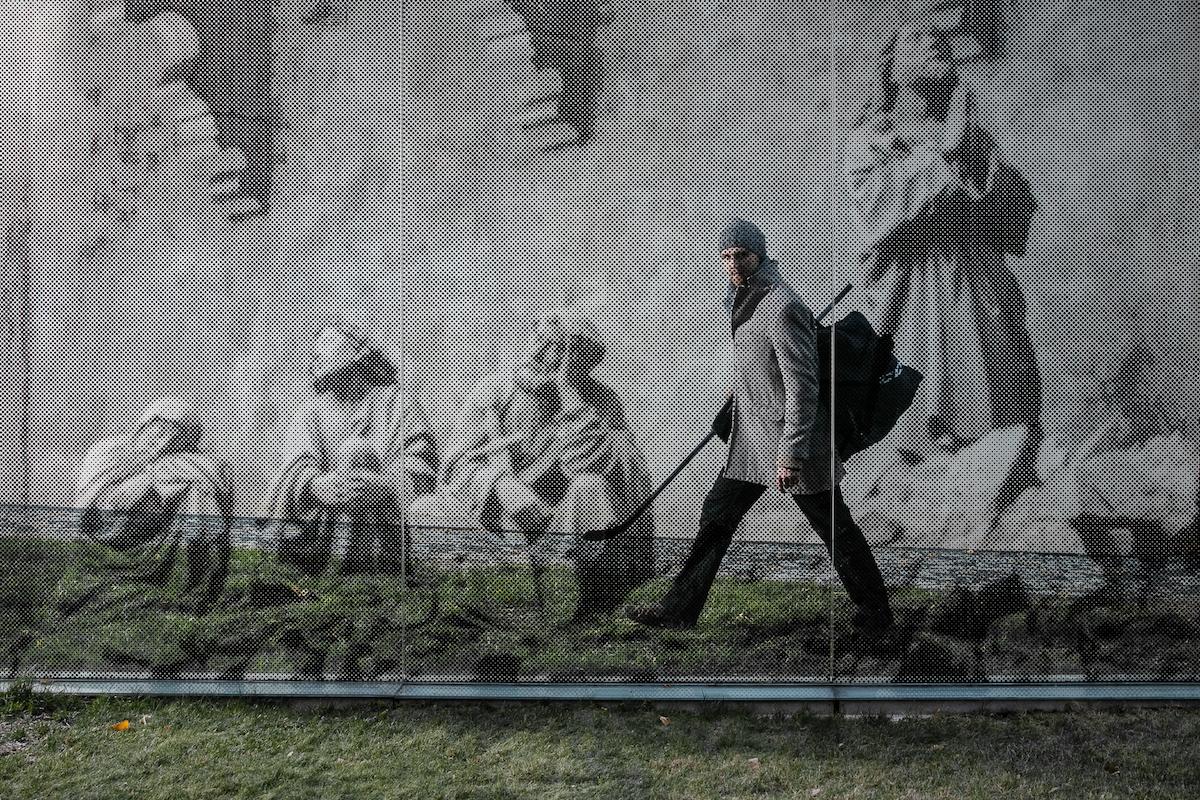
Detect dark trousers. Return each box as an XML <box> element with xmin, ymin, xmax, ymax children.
<box><xmin>658</xmin><ymin>473</ymin><xmax>890</xmax><ymax>626</ymax></box>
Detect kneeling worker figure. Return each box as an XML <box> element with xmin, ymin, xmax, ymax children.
<box><xmin>626</xmin><ymin>219</ymin><xmax>894</xmax><ymax>631</ymax></box>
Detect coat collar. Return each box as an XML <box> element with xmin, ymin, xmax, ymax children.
<box><xmin>723</xmin><ymin>258</ymin><xmax>783</xmax><ymax>310</ymax></box>
<box><xmin>724</xmin><ymin>258</ymin><xmax>783</xmax><ymax>336</ymax></box>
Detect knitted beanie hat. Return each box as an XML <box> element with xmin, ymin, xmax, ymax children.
<box><xmin>718</xmin><ymin>218</ymin><xmax>767</xmax><ymax>258</ymax></box>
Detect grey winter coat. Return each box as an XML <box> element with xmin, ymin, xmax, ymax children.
<box><xmin>722</xmin><ymin>259</ymin><xmax>841</xmax><ymax>494</ymax></box>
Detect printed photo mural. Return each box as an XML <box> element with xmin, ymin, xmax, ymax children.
<box><xmin>0</xmin><ymin>0</ymin><xmax>1197</xmax><ymax>684</ymax></box>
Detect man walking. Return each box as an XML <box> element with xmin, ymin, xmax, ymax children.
<box><xmin>625</xmin><ymin>219</ymin><xmax>894</xmax><ymax>631</ymax></box>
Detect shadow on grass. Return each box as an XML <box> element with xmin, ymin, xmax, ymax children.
<box><xmin>2</xmin><ymin>540</ymin><xmax>1200</xmax><ymax>683</ymax></box>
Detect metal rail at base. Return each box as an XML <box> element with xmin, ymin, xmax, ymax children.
<box><xmin>6</xmin><ymin>680</ymin><xmax>1200</xmax><ymax>705</ymax></box>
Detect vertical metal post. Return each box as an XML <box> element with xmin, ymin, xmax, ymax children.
<box><xmin>827</xmin><ymin>0</ymin><xmax>837</xmax><ymax>685</ymax></box>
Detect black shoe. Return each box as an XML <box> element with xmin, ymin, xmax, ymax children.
<box><xmin>624</xmin><ymin>602</ymin><xmax>690</xmax><ymax>630</ymax></box>
<box><xmin>852</xmin><ymin>605</ymin><xmax>895</xmax><ymax>633</ymax></box>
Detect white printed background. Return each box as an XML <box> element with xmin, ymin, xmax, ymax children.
<box><xmin>2</xmin><ymin>1</ymin><xmax>1198</xmax><ymax>551</ymax></box>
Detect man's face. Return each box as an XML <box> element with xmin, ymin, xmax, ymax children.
<box><xmin>518</xmin><ymin>317</ymin><xmax>567</xmax><ymax>387</ymax></box>
<box><xmin>721</xmin><ymin>247</ymin><xmax>760</xmax><ymax>286</ymax></box>
<box><xmin>890</xmin><ymin>25</ymin><xmax>956</xmax><ymax>100</ymax></box>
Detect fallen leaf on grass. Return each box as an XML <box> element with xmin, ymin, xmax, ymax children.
<box><xmin>110</xmin><ymin>720</ymin><xmax>130</xmax><ymax>731</ymax></box>
<box><xmin>659</xmin><ymin>716</ymin><xmax>671</xmax><ymax>727</ymax></box>
<box><xmin>810</xmin><ymin>789</ymin><xmax>823</xmax><ymax>797</ymax></box>
<box><xmin>747</xmin><ymin>757</ymin><xmax>760</xmax><ymax>769</ymax></box>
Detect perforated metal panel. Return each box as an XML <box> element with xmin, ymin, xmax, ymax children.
<box><xmin>1</xmin><ymin>0</ymin><xmax>1197</xmax><ymax>689</ymax></box>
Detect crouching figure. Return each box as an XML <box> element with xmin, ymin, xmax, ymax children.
<box><xmin>407</xmin><ymin>309</ymin><xmax>655</xmax><ymax>620</ymax></box>
<box><xmin>261</xmin><ymin>324</ymin><xmax>438</xmax><ymax>576</ymax></box>
<box><xmin>72</xmin><ymin>399</ymin><xmax>233</xmax><ymax>609</ymax></box>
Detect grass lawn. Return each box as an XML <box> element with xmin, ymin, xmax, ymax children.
<box><xmin>3</xmin><ymin>536</ymin><xmax>1200</xmax><ymax>682</ymax></box>
<box><xmin>1</xmin><ymin>688</ymin><xmax>1199</xmax><ymax>799</ymax></box>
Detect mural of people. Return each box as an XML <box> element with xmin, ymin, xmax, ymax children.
<box><xmin>261</xmin><ymin>325</ymin><xmax>438</xmax><ymax>575</ymax></box>
<box><xmin>5</xmin><ymin>0</ymin><xmax>1199</xmax><ymax>686</ymax></box>
<box><xmin>846</xmin><ymin>6</ymin><xmax>1040</xmax><ymax>458</ymax></box>
<box><xmin>409</xmin><ymin>309</ymin><xmax>656</xmax><ymax>619</ymax></box>
<box><xmin>71</xmin><ymin>398</ymin><xmax>233</xmax><ymax>610</ymax></box>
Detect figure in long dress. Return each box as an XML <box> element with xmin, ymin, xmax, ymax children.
<box><xmin>261</xmin><ymin>324</ymin><xmax>438</xmax><ymax>575</ymax></box>
<box><xmin>72</xmin><ymin>398</ymin><xmax>233</xmax><ymax>610</ymax></box>
<box><xmin>846</xmin><ymin>9</ymin><xmax>1040</xmax><ymax>459</ymax></box>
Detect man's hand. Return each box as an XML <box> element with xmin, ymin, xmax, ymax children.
<box><xmin>343</xmin><ymin>470</ymin><xmax>395</xmax><ymax>507</ymax></box>
<box><xmin>109</xmin><ymin>474</ymin><xmax>155</xmax><ymax>512</ymax></box>
<box><xmin>493</xmin><ymin>476</ymin><xmax>552</xmax><ymax>532</ymax></box>
<box><xmin>941</xmin><ymin>81</ymin><xmax>994</xmax><ymax>194</ymax></box>
<box><xmin>777</xmin><ymin>466</ymin><xmax>801</xmax><ymax>493</ymax></box>
<box><xmin>942</xmin><ymin>81</ymin><xmax>974</xmax><ymax>156</ymax></box>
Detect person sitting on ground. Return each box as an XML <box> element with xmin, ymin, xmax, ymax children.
<box><xmin>261</xmin><ymin>324</ymin><xmax>438</xmax><ymax>575</ymax></box>
<box><xmin>408</xmin><ymin>308</ymin><xmax>656</xmax><ymax>620</ymax></box>
<box><xmin>72</xmin><ymin>398</ymin><xmax>233</xmax><ymax>608</ymax></box>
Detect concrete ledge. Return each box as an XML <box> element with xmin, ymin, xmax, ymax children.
<box><xmin>7</xmin><ymin>680</ymin><xmax>1200</xmax><ymax>713</ymax></box>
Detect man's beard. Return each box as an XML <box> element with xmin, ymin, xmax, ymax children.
<box><xmin>730</xmin><ymin>263</ymin><xmax>756</xmax><ymax>286</ymax></box>
<box><xmin>914</xmin><ymin>71</ymin><xmax>958</xmax><ymax>119</ymax></box>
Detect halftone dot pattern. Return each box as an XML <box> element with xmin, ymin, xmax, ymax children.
<box><xmin>835</xmin><ymin>0</ymin><xmax>1200</xmax><ymax>682</ymax></box>
<box><xmin>0</xmin><ymin>0</ymin><xmax>1196</xmax><ymax>686</ymax></box>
